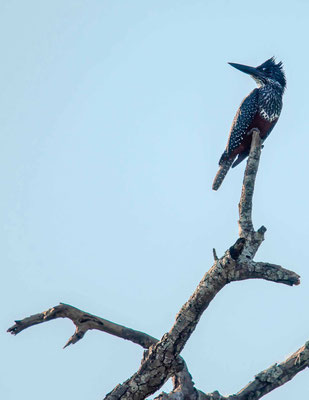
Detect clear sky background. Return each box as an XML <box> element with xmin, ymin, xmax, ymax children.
<box><xmin>1</xmin><ymin>1</ymin><xmax>309</xmax><ymax>399</ymax></box>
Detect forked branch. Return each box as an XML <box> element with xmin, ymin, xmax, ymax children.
<box><xmin>7</xmin><ymin>303</ymin><xmax>157</xmax><ymax>349</ymax></box>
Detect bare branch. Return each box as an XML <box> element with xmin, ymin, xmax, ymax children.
<box><xmin>229</xmin><ymin>261</ymin><xmax>300</xmax><ymax>286</ymax></box>
<box><xmin>238</xmin><ymin>129</ymin><xmax>262</xmax><ymax>238</ymax></box>
<box><xmin>7</xmin><ymin>302</ymin><xmax>190</xmax><ymax>399</ymax></box>
<box><xmin>9</xmin><ymin>299</ymin><xmax>306</xmax><ymax>400</ymax></box>
<box><xmin>236</xmin><ymin>129</ymin><xmax>269</xmax><ymax>261</ymax></box>
<box><xmin>232</xmin><ymin>340</ymin><xmax>309</xmax><ymax>400</ymax></box>
<box><xmin>7</xmin><ymin>303</ymin><xmax>157</xmax><ymax>349</ymax></box>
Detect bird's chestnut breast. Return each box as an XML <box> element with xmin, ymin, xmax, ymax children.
<box><xmin>231</xmin><ymin>113</ymin><xmax>277</xmax><ymax>157</ymax></box>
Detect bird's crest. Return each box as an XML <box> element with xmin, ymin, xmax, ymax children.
<box><xmin>256</xmin><ymin>57</ymin><xmax>286</xmax><ymax>88</ymax></box>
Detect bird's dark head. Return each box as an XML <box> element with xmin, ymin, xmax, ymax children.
<box><xmin>228</xmin><ymin>57</ymin><xmax>286</xmax><ymax>90</ymax></box>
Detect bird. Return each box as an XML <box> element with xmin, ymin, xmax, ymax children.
<box><xmin>212</xmin><ymin>57</ymin><xmax>286</xmax><ymax>190</ymax></box>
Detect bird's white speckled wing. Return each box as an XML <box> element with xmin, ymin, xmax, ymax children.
<box><xmin>227</xmin><ymin>88</ymin><xmax>259</xmax><ymax>154</ymax></box>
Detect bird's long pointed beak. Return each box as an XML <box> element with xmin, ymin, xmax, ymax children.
<box><xmin>228</xmin><ymin>62</ymin><xmax>261</xmax><ymax>78</ymax></box>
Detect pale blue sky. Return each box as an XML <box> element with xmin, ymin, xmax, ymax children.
<box><xmin>1</xmin><ymin>1</ymin><xmax>309</xmax><ymax>399</ymax></box>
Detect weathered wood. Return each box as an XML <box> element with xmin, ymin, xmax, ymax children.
<box><xmin>7</xmin><ymin>302</ymin><xmax>157</xmax><ymax>349</ymax></box>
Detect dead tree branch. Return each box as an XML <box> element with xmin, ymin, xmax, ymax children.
<box><xmin>232</xmin><ymin>340</ymin><xmax>309</xmax><ymax>400</ymax></box>
<box><xmin>7</xmin><ymin>302</ymin><xmax>188</xmax><ymax>396</ymax></box>
<box><xmin>196</xmin><ymin>340</ymin><xmax>309</xmax><ymax>400</ymax></box>
<box><xmin>103</xmin><ymin>130</ymin><xmax>299</xmax><ymax>400</ymax></box>
<box><xmin>238</xmin><ymin>129</ymin><xmax>262</xmax><ymax>238</ymax></box>
<box><xmin>103</xmin><ymin>241</ymin><xmax>299</xmax><ymax>399</ymax></box>
<box><xmin>7</xmin><ymin>129</ymin><xmax>304</xmax><ymax>400</ymax></box>
<box><xmin>7</xmin><ymin>303</ymin><xmax>157</xmax><ymax>349</ymax></box>
<box><xmin>237</xmin><ymin>129</ymin><xmax>267</xmax><ymax>261</ymax></box>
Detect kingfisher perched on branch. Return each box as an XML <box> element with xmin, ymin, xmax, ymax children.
<box><xmin>212</xmin><ymin>57</ymin><xmax>286</xmax><ymax>190</ymax></box>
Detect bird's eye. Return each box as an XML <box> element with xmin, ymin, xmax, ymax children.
<box><xmin>262</xmin><ymin>67</ymin><xmax>267</xmax><ymax>71</ymax></box>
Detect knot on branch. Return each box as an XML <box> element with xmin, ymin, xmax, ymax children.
<box><xmin>257</xmin><ymin>225</ymin><xmax>267</xmax><ymax>235</ymax></box>
<box><xmin>229</xmin><ymin>238</ymin><xmax>246</xmax><ymax>260</ymax></box>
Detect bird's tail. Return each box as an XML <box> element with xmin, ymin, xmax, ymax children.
<box><xmin>212</xmin><ymin>157</ymin><xmax>234</xmax><ymax>190</ymax></box>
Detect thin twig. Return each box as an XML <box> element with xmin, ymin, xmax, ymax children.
<box><xmin>213</xmin><ymin>248</ymin><xmax>219</xmax><ymax>261</ymax></box>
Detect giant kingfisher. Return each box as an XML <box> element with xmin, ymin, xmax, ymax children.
<box><xmin>212</xmin><ymin>57</ymin><xmax>286</xmax><ymax>190</ymax></box>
